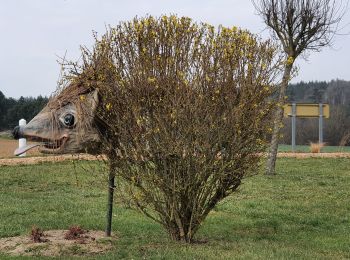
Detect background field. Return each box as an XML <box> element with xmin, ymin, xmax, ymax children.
<box><xmin>0</xmin><ymin>158</ymin><xmax>349</xmax><ymax>259</ymax></box>
<box><xmin>278</xmin><ymin>144</ymin><xmax>350</xmax><ymax>153</ymax></box>
<box><xmin>0</xmin><ymin>138</ymin><xmax>40</xmax><ymax>158</ymax></box>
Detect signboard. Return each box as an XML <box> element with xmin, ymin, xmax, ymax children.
<box><xmin>284</xmin><ymin>103</ymin><xmax>329</xmax><ymax>118</ymax></box>
<box><xmin>283</xmin><ymin>103</ymin><xmax>330</xmax><ymax>152</ymax></box>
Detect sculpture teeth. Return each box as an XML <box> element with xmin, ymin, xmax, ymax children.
<box><xmin>44</xmin><ymin>139</ymin><xmax>62</xmax><ymax>149</ymax></box>
<box><xmin>14</xmin><ymin>144</ymin><xmax>41</xmax><ymax>156</ymax></box>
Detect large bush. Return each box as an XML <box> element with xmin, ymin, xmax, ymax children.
<box><xmin>69</xmin><ymin>15</ymin><xmax>281</xmax><ymax>242</ymax></box>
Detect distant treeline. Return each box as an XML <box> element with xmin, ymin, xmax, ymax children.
<box><xmin>282</xmin><ymin>79</ymin><xmax>350</xmax><ymax>146</ymax></box>
<box><xmin>0</xmin><ymin>91</ymin><xmax>48</xmax><ymax>131</ymax></box>
<box><xmin>1</xmin><ymin>80</ymin><xmax>349</xmax><ymax>145</ymax></box>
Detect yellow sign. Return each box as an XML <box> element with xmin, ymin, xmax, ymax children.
<box><xmin>284</xmin><ymin>103</ymin><xmax>330</xmax><ymax>118</ymax></box>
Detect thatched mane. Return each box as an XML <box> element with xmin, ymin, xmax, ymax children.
<box><xmin>47</xmin><ymin>81</ymin><xmax>95</xmax><ymax>110</ymax></box>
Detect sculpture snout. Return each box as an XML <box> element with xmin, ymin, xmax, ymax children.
<box><xmin>12</xmin><ymin>126</ymin><xmax>24</xmax><ymax>140</ymax></box>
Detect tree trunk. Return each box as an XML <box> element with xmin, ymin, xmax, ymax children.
<box><xmin>105</xmin><ymin>166</ymin><xmax>116</xmax><ymax>236</ymax></box>
<box><xmin>266</xmin><ymin>62</ymin><xmax>294</xmax><ymax>175</ymax></box>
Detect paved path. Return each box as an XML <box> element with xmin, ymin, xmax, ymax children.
<box><xmin>276</xmin><ymin>152</ymin><xmax>350</xmax><ymax>158</ymax></box>
<box><xmin>0</xmin><ymin>154</ymin><xmax>101</xmax><ymax>166</ymax></box>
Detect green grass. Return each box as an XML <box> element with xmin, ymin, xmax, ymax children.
<box><xmin>278</xmin><ymin>144</ymin><xmax>350</xmax><ymax>153</ymax></box>
<box><xmin>0</xmin><ymin>134</ymin><xmax>12</xmax><ymax>140</ymax></box>
<box><xmin>0</xmin><ymin>158</ymin><xmax>349</xmax><ymax>259</ymax></box>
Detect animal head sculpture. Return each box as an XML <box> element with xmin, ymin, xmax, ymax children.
<box><xmin>12</xmin><ymin>15</ymin><xmax>280</xmax><ymax>161</ymax></box>
<box><xmin>12</xmin><ymin>84</ymin><xmax>102</xmax><ymax>155</ymax></box>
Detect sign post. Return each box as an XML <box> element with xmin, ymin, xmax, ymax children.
<box><xmin>291</xmin><ymin>103</ymin><xmax>296</xmax><ymax>152</ymax></box>
<box><xmin>18</xmin><ymin>119</ymin><xmax>27</xmax><ymax>157</ymax></box>
<box><xmin>319</xmin><ymin>103</ymin><xmax>323</xmax><ymax>144</ymax></box>
<box><xmin>284</xmin><ymin>103</ymin><xmax>329</xmax><ymax>151</ymax></box>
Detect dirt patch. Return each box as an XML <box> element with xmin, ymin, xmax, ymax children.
<box><xmin>0</xmin><ymin>230</ymin><xmax>115</xmax><ymax>257</ymax></box>
<box><xmin>0</xmin><ymin>139</ymin><xmax>102</xmax><ymax>165</ymax></box>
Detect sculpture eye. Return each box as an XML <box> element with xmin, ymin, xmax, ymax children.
<box><xmin>63</xmin><ymin>114</ymin><xmax>75</xmax><ymax>127</ymax></box>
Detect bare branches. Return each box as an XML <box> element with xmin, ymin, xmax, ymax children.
<box><xmin>253</xmin><ymin>0</ymin><xmax>347</xmax><ymax>57</ymax></box>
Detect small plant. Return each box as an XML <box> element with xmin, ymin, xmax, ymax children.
<box><xmin>30</xmin><ymin>226</ymin><xmax>48</xmax><ymax>243</ymax></box>
<box><xmin>310</xmin><ymin>142</ymin><xmax>325</xmax><ymax>153</ymax></box>
<box><xmin>64</xmin><ymin>226</ymin><xmax>87</xmax><ymax>240</ymax></box>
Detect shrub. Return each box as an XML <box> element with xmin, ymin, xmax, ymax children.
<box><xmin>310</xmin><ymin>142</ymin><xmax>325</xmax><ymax>153</ymax></box>
<box><xmin>66</xmin><ymin>15</ymin><xmax>282</xmax><ymax>242</ymax></box>
<box><xmin>64</xmin><ymin>226</ymin><xmax>87</xmax><ymax>240</ymax></box>
<box><xmin>30</xmin><ymin>226</ymin><xmax>48</xmax><ymax>243</ymax></box>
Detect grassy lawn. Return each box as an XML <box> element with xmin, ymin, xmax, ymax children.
<box><xmin>278</xmin><ymin>144</ymin><xmax>350</xmax><ymax>153</ymax></box>
<box><xmin>0</xmin><ymin>133</ymin><xmax>12</xmax><ymax>140</ymax></box>
<box><xmin>0</xmin><ymin>158</ymin><xmax>349</xmax><ymax>259</ymax></box>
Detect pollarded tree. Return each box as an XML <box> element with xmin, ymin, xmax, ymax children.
<box><xmin>252</xmin><ymin>0</ymin><xmax>347</xmax><ymax>175</ymax></box>
<box><xmin>69</xmin><ymin>15</ymin><xmax>282</xmax><ymax>242</ymax></box>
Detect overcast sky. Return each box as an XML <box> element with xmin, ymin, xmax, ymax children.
<box><xmin>0</xmin><ymin>0</ymin><xmax>349</xmax><ymax>98</ymax></box>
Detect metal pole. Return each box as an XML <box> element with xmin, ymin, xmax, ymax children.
<box><xmin>18</xmin><ymin>119</ymin><xmax>27</xmax><ymax>157</ymax></box>
<box><xmin>292</xmin><ymin>103</ymin><xmax>296</xmax><ymax>152</ymax></box>
<box><xmin>106</xmin><ymin>168</ymin><xmax>115</xmax><ymax>237</ymax></box>
<box><xmin>319</xmin><ymin>103</ymin><xmax>323</xmax><ymax>144</ymax></box>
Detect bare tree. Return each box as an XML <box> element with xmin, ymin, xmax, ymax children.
<box><xmin>253</xmin><ymin>0</ymin><xmax>347</xmax><ymax>175</ymax></box>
